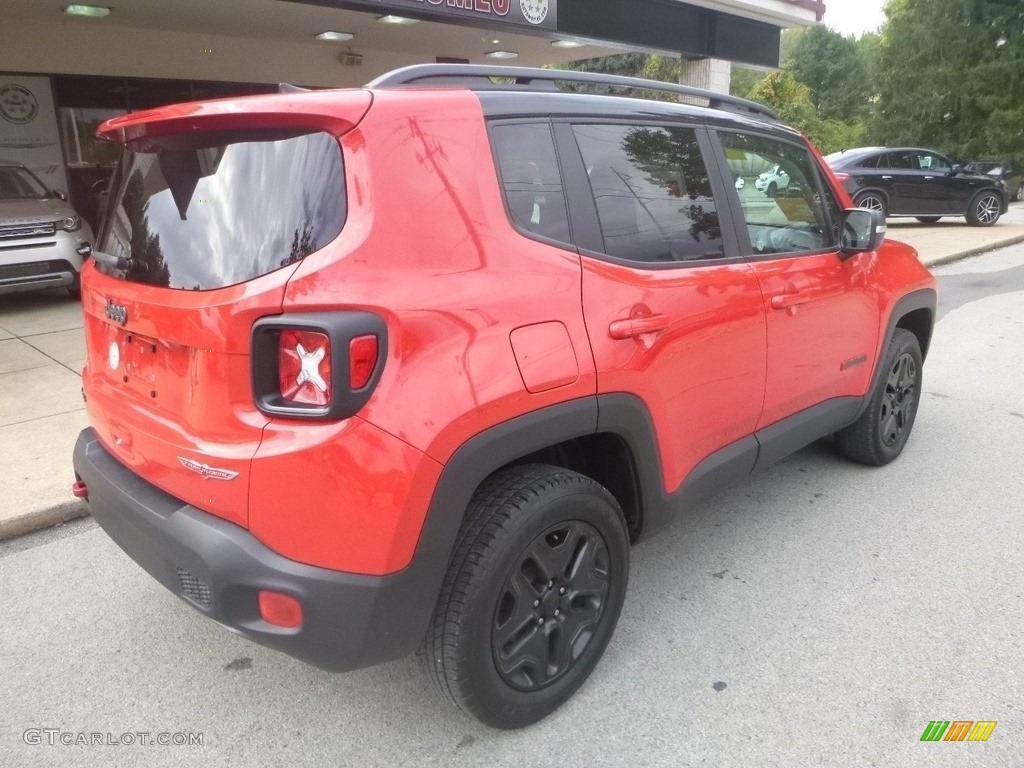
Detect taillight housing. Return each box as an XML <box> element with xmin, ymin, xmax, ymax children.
<box><xmin>252</xmin><ymin>312</ymin><xmax>387</xmax><ymax>420</ymax></box>
<box><xmin>832</xmin><ymin>172</ymin><xmax>851</xmax><ymax>183</ymax></box>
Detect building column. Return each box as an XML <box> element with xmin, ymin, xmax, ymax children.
<box><xmin>680</xmin><ymin>57</ymin><xmax>732</xmax><ymax>95</ymax></box>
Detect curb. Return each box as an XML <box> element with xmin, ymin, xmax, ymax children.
<box><xmin>920</xmin><ymin>234</ymin><xmax>1024</xmax><ymax>269</ymax></box>
<box><xmin>0</xmin><ymin>499</ymin><xmax>90</xmax><ymax>542</ymax></box>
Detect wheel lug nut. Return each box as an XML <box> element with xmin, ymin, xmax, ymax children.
<box><xmin>537</xmin><ymin>617</ymin><xmax>544</xmax><ymax>625</ymax></box>
<box><xmin>547</xmin><ymin>580</ymin><xmax>553</xmax><ymax>589</ymax></box>
<box><xmin>533</xmin><ymin>599</ymin><xmax>540</xmax><ymax>608</ymax></box>
<box><xmin>559</xmin><ymin>586</ymin><xmax>566</xmax><ymax>595</ymax></box>
<box><xmin>554</xmin><ymin>609</ymin><xmax>560</xmax><ymax>617</ymax></box>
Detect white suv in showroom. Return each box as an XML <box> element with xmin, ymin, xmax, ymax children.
<box><xmin>1</xmin><ymin>160</ymin><xmax>94</xmax><ymax>296</ymax></box>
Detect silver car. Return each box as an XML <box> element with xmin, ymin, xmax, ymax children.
<box><xmin>1</xmin><ymin>160</ymin><xmax>94</xmax><ymax>296</ymax></box>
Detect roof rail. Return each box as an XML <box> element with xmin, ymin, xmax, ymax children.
<box><xmin>366</xmin><ymin>64</ymin><xmax>779</xmax><ymax>122</ymax></box>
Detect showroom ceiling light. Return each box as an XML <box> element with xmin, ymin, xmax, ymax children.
<box><xmin>551</xmin><ymin>40</ymin><xmax>585</xmax><ymax>49</ymax></box>
<box><xmin>64</xmin><ymin>4</ymin><xmax>111</xmax><ymax>17</ymax></box>
<box><xmin>315</xmin><ymin>31</ymin><xmax>354</xmax><ymax>41</ymax></box>
<box><xmin>485</xmin><ymin>50</ymin><xmax>519</xmax><ymax>59</ymax></box>
<box><xmin>378</xmin><ymin>15</ymin><xmax>419</xmax><ymax>25</ymax></box>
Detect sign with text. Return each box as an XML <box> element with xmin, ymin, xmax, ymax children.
<box><xmin>306</xmin><ymin>0</ymin><xmax>557</xmax><ymax>31</ymax></box>
<box><xmin>0</xmin><ymin>74</ymin><xmax>69</xmax><ymax>194</ymax></box>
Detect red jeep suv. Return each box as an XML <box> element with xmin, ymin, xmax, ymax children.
<box><xmin>72</xmin><ymin>65</ymin><xmax>936</xmax><ymax>729</ymax></box>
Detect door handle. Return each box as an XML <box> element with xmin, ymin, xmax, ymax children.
<box><xmin>771</xmin><ymin>293</ymin><xmax>810</xmax><ymax>310</ymax></box>
<box><xmin>608</xmin><ymin>314</ymin><xmax>670</xmax><ymax>339</ymax></box>
<box><xmin>924</xmin><ymin>176</ymin><xmax>934</xmax><ymax>181</ymax></box>
<box><xmin>881</xmin><ymin>175</ymin><xmax>893</xmax><ymax>180</ymax></box>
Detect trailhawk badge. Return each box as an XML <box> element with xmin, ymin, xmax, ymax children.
<box><xmin>177</xmin><ymin>456</ymin><xmax>239</xmax><ymax>481</ymax></box>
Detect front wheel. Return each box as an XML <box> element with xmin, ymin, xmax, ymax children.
<box><xmin>420</xmin><ymin>464</ymin><xmax>629</xmax><ymax>729</ymax></box>
<box><xmin>835</xmin><ymin>328</ymin><xmax>922</xmax><ymax>466</ymax></box>
<box><xmin>855</xmin><ymin>192</ymin><xmax>887</xmax><ymax>217</ymax></box>
<box><xmin>966</xmin><ymin>191</ymin><xmax>1003</xmax><ymax>226</ymax></box>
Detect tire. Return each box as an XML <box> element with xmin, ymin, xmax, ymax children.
<box><xmin>854</xmin><ymin>192</ymin><xmax>887</xmax><ymax>217</ymax></box>
<box><xmin>67</xmin><ymin>272</ymin><xmax>81</xmax><ymax>299</ymax></box>
<box><xmin>915</xmin><ymin>216</ymin><xmax>941</xmax><ymax>224</ymax></box>
<box><xmin>835</xmin><ymin>328</ymin><xmax>922</xmax><ymax>467</ymax></box>
<box><xmin>966</xmin><ymin>191</ymin><xmax>1003</xmax><ymax>226</ymax></box>
<box><xmin>1012</xmin><ymin>183</ymin><xmax>1022</xmax><ymax>203</ymax></box>
<box><xmin>420</xmin><ymin>464</ymin><xmax>629</xmax><ymax>729</ymax></box>
<box><xmin>766</xmin><ymin>181</ymin><xmax>777</xmax><ymax>198</ymax></box>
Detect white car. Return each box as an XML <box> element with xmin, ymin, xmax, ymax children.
<box><xmin>0</xmin><ymin>160</ymin><xmax>94</xmax><ymax>296</ymax></box>
<box><xmin>755</xmin><ymin>164</ymin><xmax>790</xmax><ymax>196</ymax></box>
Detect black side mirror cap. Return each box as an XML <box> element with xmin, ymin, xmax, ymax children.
<box><xmin>839</xmin><ymin>208</ymin><xmax>886</xmax><ymax>259</ymax></box>
<box><xmin>53</xmin><ymin>189</ymin><xmax>68</xmax><ymax>201</ymax></box>
<box><xmin>950</xmin><ymin>164</ymin><xmax>962</xmax><ymax>176</ymax></box>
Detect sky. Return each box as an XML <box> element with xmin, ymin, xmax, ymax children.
<box><xmin>822</xmin><ymin>0</ymin><xmax>888</xmax><ymax>37</ymax></box>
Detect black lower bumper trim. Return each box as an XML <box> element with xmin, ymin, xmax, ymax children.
<box><xmin>72</xmin><ymin>428</ymin><xmax>430</xmax><ymax>672</ymax></box>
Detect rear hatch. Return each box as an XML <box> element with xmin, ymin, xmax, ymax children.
<box><xmin>81</xmin><ymin>91</ymin><xmax>371</xmax><ymax>528</ymax></box>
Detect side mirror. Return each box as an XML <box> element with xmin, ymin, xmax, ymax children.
<box><xmin>53</xmin><ymin>189</ymin><xmax>68</xmax><ymax>201</ymax></box>
<box><xmin>949</xmin><ymin>164</ymin><xmax>961</xmax><ymax>176</ymax></box>
<box><xmin>840</xmin><ymin>208</ymin><xmax>886</xmax><ymax>258</ymax></box>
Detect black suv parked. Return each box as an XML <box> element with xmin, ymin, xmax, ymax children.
<box><xmin>825</xmin><ymin>147</ymin><xmax>1008</xmax><ymax>226</ymax></box>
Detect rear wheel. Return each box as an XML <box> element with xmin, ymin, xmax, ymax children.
<box><xmin>420</xmin><ymin>464</ymin><xmax>629</xmax><ymax>729</ymax></box>
<box><xmin>966</xmin><ymin>191</ymin><xmax>1002</xmax><ymax>226</ymax></box>
<box><xmin>1012</xmin><ymin>183</ymin><xmax>1022</xmax><ymax>203</ymax></box>
<box><xmin>855</xmin><ymin>192</ymin><xmax>887</xmax><ymax>217</ymax></box>
<box><xmin>835</xmin><ymin>328</ymin><xmax>922</xmax><ymax>466</ymax></box>
<box><xmin>766</xmin><ymin>181</ymin><xmax>778</xmax><ymax>197</ymax></box>
<box><xmin>915</xmin><ymin>216</ymin><xmax>941</xmax><ymax>224</ymax></box>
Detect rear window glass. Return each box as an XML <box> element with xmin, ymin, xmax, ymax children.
<box><xmin>97</xmin><ymin>129</ymin><xmax>344</xmax><ymax>290</ymax></box>
<box><xmin>572</xmin><ymin>123</ymin><xmax>724</xmax><ymax>263</ymax></box>
<box><xmin>491</xmin><ymin>122</ymin><xmax>571</xmax><ymax>244</ymax></box>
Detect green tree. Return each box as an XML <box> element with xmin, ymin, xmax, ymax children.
<box><xmin>557</xmin><ymin>53</ymin><xmax>681</xmax><ymax>101</ymax></box>
<box><xmin>875</xmin><ymin>0</ymin><xmax>1024</xmax><ymax>160</ymax></box>
<box><xmin>786</xmin><ymin>25</ymin><xmax>872</xmax><ymax>121</ymax></box>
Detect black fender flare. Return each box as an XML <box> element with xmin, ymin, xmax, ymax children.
<box><xmin>855</xmin><ymin>287</ymin><xmax>937</xmax><ymax>420</ymax></box>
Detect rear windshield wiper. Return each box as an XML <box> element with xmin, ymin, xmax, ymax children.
<box><xmin>92</xmin><ymin>251</ymin><xmax>149</xmax><ymax>273</ymax></box>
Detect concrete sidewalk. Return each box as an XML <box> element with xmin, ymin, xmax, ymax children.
<box><xmin>2</xmin><ymin>202</ymin><xmax>1024</xmax><ymax>540</ymax></box>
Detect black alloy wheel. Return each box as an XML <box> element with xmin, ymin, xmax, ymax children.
<box><xmin>879</xmin><ymin>351</ymin><xmax>918</xmax><ymax>448</ymax></box>
<box><xmin>492</xmin><ymin>519</ymin><xmax>610</xmax><ymax>692</ymax></box>
<box><xmin>420</xmin><ymin>464</ymin><xmax>629</xmax><ymax>729</ymax></box>
<box><xmin>835</xmin><ymin>328</ymin><xmax>923</xmax><ymax>466</ymax></box>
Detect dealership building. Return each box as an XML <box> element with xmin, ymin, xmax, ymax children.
<box><xmin>1</xmin><ymin>0</ymin><xmax>825</xmax><ymax>230</ymax></box>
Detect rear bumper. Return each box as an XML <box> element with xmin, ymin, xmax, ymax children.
<box><xmin>73</xmin><ymin>428</ymin><xmax>431</xmax><ymax>672</ymax></box>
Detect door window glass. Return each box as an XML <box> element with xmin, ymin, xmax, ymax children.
<box><xmin>916</xmin><ymin>152</ymin><xmax>951</xmax><ymax>172</ymax></box>
<box><xmin>572</xmin><ymin>124</ymin><xmax>724</xmax><ymax>263</ymax></box>
<box><xmin>719</xmin><ymin>132</ymin><xmax>837</xmax><ymax>256</ymax></box>
<box><xmin>887</xmin><ymin>152</ymin><xmax>916</xmax><ymax>170</ymax></box>
<box><xmin>491</xmin><ymin>123</ymin><xmax>570</xmax><ymax>244</ymax></box>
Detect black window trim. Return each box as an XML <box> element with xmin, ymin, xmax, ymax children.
<box><xmin>486</xmin><ymin>117</ymin><xmax>579</xmax><ymax>255</ymax></box>
<box><xmin>553</xmin><ymin>116</ymin><xmax>744</xmax><ymax>272</ymax></box>
<box><xmin>706</xmin><ymin>126</ymin><xmax>845</xmax><ymax>264</ymax></box>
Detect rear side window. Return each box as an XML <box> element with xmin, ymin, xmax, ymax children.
<box><xmin>98</xmin><ymin>129</ymin><xmax>344</xmax><ymax>290</ymax></box>
<box><xmin>491</xmin><ymin>122</ymin><xmax>570</xmax><ymax>244</ymax></box>
<box><xmin>572</xmin><ymin>124</ymin><xmax>724</xmax><ymax>263</ymax></box>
